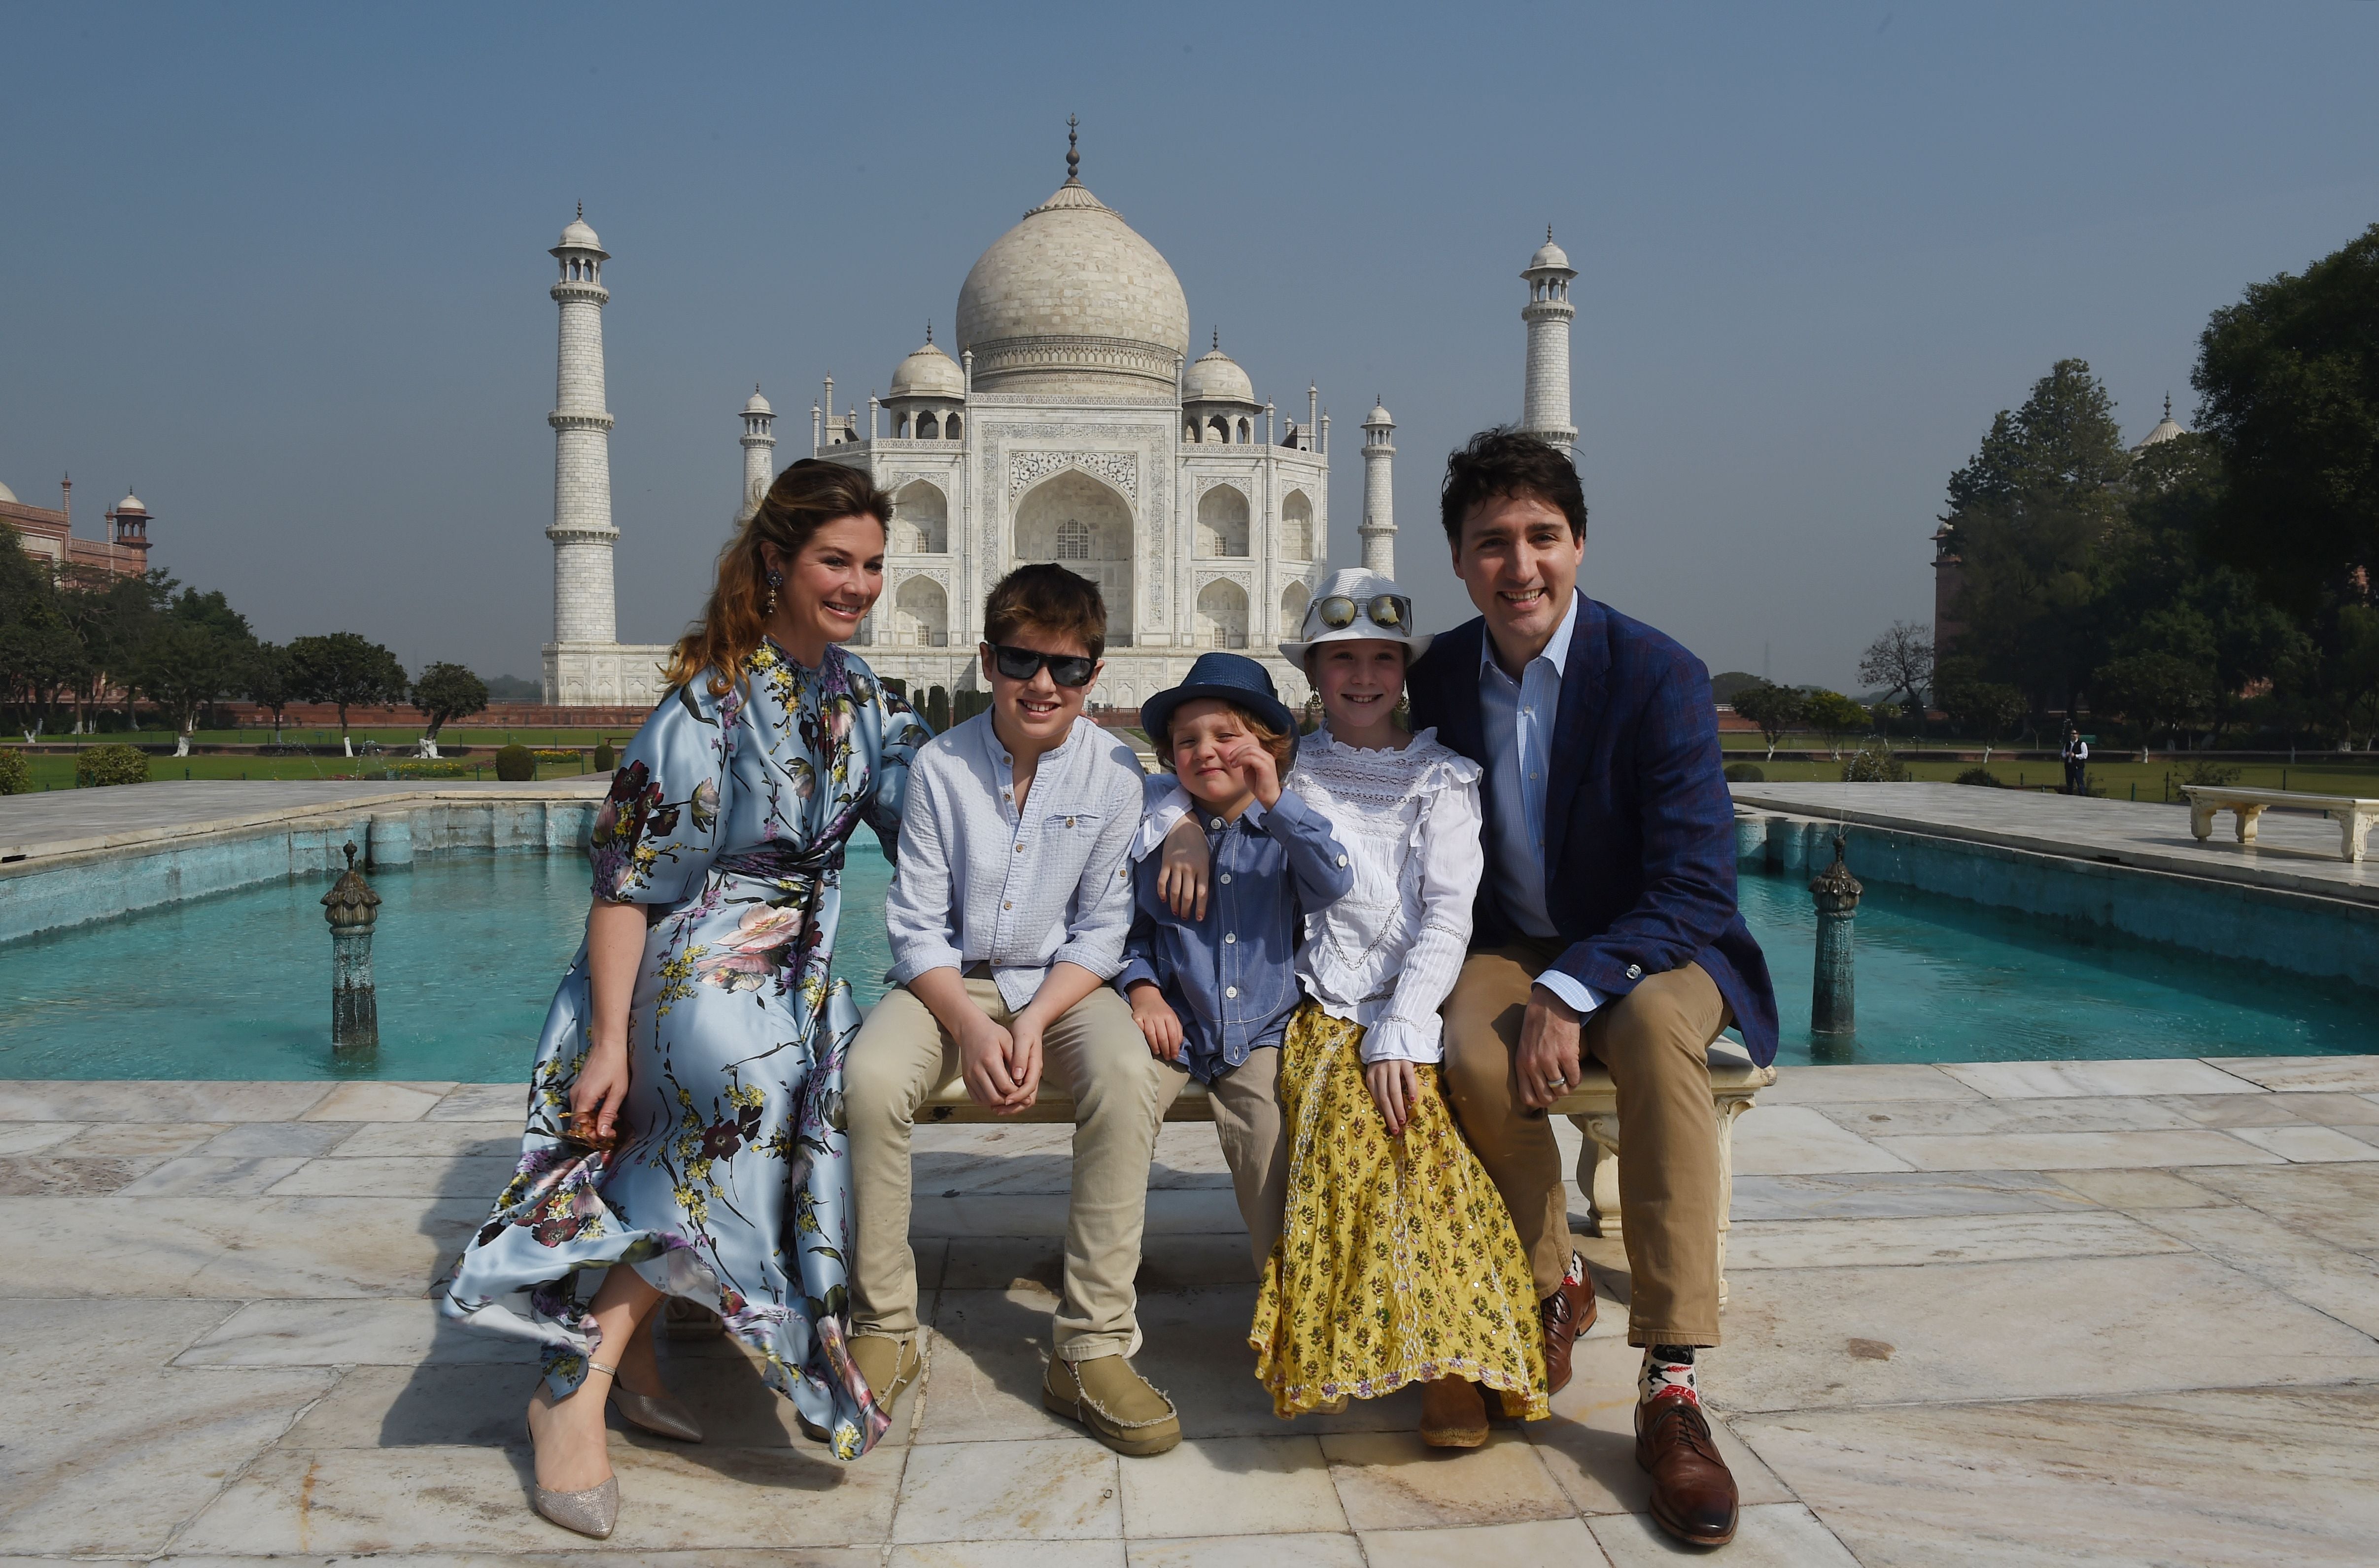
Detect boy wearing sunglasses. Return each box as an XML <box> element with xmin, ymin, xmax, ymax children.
<box><xmin>847</xmin><ymin>563</ymin><xmax>1183</xmax><ymax>1457</ymax></box>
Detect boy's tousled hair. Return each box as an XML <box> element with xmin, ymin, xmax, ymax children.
<box><xmin>983</xmin><ymin>563</ymin><xmax>1107</xmax><ymax>660</ymax></box>
<box><xmin>1160</xmin><ymin>699</ymin><xmax>1296</xmax><ymax>774</ymax></box>
<box><xmin>1439</xmin><ymin>426</ymin><xmax>1588</xmax><ymax>548</ymax></box>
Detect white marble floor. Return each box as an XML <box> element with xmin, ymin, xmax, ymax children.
<box><xmin>0</xmin><ymin>778</ymin><xmax>610</xmax><ymax>862</ymax></box>
<box><xmin>1732</xmin><ymin>782</ymin><xmax>2379</xmax><ymax>904</ymax></box>
<box><xmin>3</xmin><ymin>1056</ymin><xmax>2376</xmax><ymax>1566</ymax></box>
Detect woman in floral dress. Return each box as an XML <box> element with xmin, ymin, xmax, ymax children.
<box><xmin>441</xmin><ymin>461</ymin><xmax>929</xmax><ymax>1537</ymax></box>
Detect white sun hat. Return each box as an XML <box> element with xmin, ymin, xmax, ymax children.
<box><xmin>1278</xmin><ymin>568</ymin><xmax>1433</xmax><ymax>667</ymax></box>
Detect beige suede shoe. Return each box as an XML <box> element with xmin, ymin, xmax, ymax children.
<box><xmin>1042</xmin><ymin>1353</ymin><xmax>1181</xmax><ymax>1456</ymax></box>
<box><xmin>852</xmin><ymin>1334</ymin><xmax>923</xmax><ymax>1412</ymax></box>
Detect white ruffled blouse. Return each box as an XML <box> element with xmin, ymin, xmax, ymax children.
<box><xmin>1288</xmin><ymin>727</ymin><xmax>1483</xmax><ymax>1064</ymax></box>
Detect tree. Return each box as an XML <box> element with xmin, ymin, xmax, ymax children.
<box><xmin>247</xmin><ymin>642</ymin><xmax>297</xmax><ymax>744</ymax></box>
<box><xmin>1936</xmin><ymin>666</ymin><xmax>2029</xmax><ymax>764</ymax></box>
<box><xmin>2092</xmin><ymin>652</ymin><xmax>2210</xmax><ymax>757</ymax></box>
<box><xmin>135</xmin><ymin>589</ymin><xmax>257</xmax><ymax>756</ymax></box>
<box><xmin>0</xmin><ymin>533</ymin><xmax>83</xmax><ymax>742</ymax></box>
<box><xmin>411</xmin><ymin>662</ymin><xmax>488</xmax><ymax>757</ymax></box>
<box><xmin>57</xmin><ymin>567</ymin><xmax>169</xmax><ymax>733</ymax></box>
<box><xmin>289</xmin><ymin>632</ymin><xmax>408</xmax><ymax>756</ymax></box>
<box><xmin>1730</xmin><ymin>681</ymin><xmax>1804</xmax><ymax>761</ymax></box>
<box><xmin>1802</xmin><ymin>689</ymin><xmax>1870</xmax><ymax>760</ymax></box>
<box><xmin>1935</xmin><ymin>360</ymin><xmax>2130</xmax><ymax>715</ymax></box>
<box><xmin>1708</xmin><ymin>670</ymin><xmax>1761</xmax><ymax>705</ymax></box>
<box><xmin>2328</xmin><ymin>604</ymin><xmax>2379</xmax><ymax>750</ymax></box>
<box><xmin>1857</xmin><ymin>622</ymin><xmax>1934</xmax><ymax>729</ymax></box>
<box><xmin>2194</xmin><ymin>223</ymin><xmax>2379</xmax><ymax>612</ymax></box>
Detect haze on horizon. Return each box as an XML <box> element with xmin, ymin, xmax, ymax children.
<box><xmin>4</xmin><ymin>3</ymin><xmax>2376</xmax><ymax>693</ymax></box>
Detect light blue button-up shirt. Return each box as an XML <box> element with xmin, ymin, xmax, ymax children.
<box><xmin>1477</xmin><ymin>591</ymin><xmax>1598</xmax><ymax>1018</ymax></box>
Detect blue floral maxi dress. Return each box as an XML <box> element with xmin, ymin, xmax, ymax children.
<box><xmin>440</xmin><ymin>642</ymin><xmax>928</xmax><ymax>1462</ymax></box>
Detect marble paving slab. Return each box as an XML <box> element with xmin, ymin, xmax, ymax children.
<box><xmin>2177</xmin><ymin>1162</ymin><xmax>2379</xmax><ymax>1251</ymax></box>
<box><xmin>1728</xmin><ymin>1169</ymin><xmax>2102</xmax><ymax>1222</ymax></box>
<box><xmin>2204</xmin><ymin>1054</ymin><xmax>2379</xmax><ymax>1093</ymax></box>
<box><xmin>1940</xmin><ymin>1059</ymin><xmax>2263</xmax><ymax>1100</ymax></box>
<box><xmin>1871</xmin><ymin>1127</ymin><xmax>2280</xmax><ymax>1171</ymax></box>
<box><xmin>1724</xmin><ymin>1211</ymin><xmax>2189</xmax><ymax>1271</ymax></box>
<box><xmin>1734</xmin><ymin>1386</ymin><xmax>2379</xmax><ymax>1567</ymax></box>
<box><xmin>1731</xmin><ymin>1105</ymin><xmax>1915</xmax><ymax>1175</ymax></box>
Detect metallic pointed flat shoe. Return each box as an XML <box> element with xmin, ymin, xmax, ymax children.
<box><xmin>531</xmin><ymin>1474</ymin><xmax>619</xmax><ymax>1539</ymax></box>
<box><xmin>611</xmin><ymin>1385</ymin><xmax>703</xmax><ymax>1443</ymax></box>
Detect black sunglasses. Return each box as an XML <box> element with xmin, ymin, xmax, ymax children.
<box><xmin>987</xmin><ymin>643</ymin><xmax>1097</xmax><ymax>688</ymax></box>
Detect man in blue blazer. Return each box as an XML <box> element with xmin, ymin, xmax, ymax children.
<box><xmin>1408</xmin><ymin>430</ymin><xmax>1777</xmax><ymax>1549</ymax></box>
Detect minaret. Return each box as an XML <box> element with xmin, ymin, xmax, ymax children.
<box><xmin>739</xmin><ymin>385</ymin><xmax>776</xmax><ymax>519</ymax></box>
<box><xmin>1359</xmin><ymin>399</ymin><xmax>1396</xmax><ymax>577</ymax></box>
<box><xmin>547</xmin><ymin>207</ymin><xmax>618</xmax><ymax>660</ymax></box>
<box><xmin>1520</xmin><ymin>226</ymin><xmax>1577</xmax><ymax>454</ymax></box>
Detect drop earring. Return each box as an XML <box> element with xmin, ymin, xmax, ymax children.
<box><xmin>764</xmin><ymin>568</ymin><xmax>783</xmax><ymax>615</ymax></box>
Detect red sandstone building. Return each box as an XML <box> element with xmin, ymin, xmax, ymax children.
<box><xmin>1</xmin><ymin>477</ymin><xmax>153</xmax><ymax>577</ymax></box>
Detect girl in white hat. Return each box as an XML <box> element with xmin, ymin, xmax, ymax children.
<box><xmin>1247</xmin><ymin>570</ymin><xmax>1547</xmax><ymax>1443</ymax></box>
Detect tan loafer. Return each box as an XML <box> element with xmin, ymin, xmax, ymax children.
<box><xmin>1042</xmin><ymin>1352</ymin><xmax>1181</xmax><ymax>1456</ymax></box>
<box><xmin>852</xmin><ymin>1333</ymin><xmax>923</xmax><ymax>1411</ymax></box>
<box><xmin>1419</xmin><ymin>1376</ymin><xmax>1489</xmax><ymax>1448</ymax></box>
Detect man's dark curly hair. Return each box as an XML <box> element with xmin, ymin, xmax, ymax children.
<box><xmin>1439</xmin><ymin>427</ymin><xmax>1588</xmax><ymax>548</ymax></box>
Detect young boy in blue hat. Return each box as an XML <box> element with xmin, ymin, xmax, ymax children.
<box><xmin>1120</xmin><ymin>653</ymin><xmax>1353</xmax><ymax>1273</ymax></box>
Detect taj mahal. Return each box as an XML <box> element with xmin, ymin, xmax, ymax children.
<box><xmin>540</xmin><ymin>131</ymin><xmax>1578</xmax><ymax>709</ymax></box>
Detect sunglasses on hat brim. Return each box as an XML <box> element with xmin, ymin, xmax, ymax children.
<box><xmin>986</xmin><ymin>643</ymin><xmax>1097</xmax><ymax>688</ymax></box>
<box><xmin>1312</xmin><ymin>593</ymin><xmax>1413</xmax><ymax>634</ymax></box>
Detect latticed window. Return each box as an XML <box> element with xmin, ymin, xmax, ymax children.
<box><xmin>1056</xmin><ymin>518</ymin><xmax>1092</xmax><ymax>560</ymax></box>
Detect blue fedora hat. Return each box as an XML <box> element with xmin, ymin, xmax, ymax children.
<box><xmin>1140</xmin><ymin>653</ymin><xmax>1298</xmax><ymax>758</ymax></box>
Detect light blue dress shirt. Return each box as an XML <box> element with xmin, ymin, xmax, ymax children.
<box><xmin>1476</xmin><ymin>591</ymin><xmax>1599</xmax><ymax>1018</ymax></box>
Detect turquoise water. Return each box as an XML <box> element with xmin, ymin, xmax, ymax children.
<box><xmin>0</xmin><ymin>849</ymin><xmax>2367</xmax><ymax>1080</ymax></box>
<box><xmin>1742</xmin><ymin>869</ymin><xmax>2376</xmax><ymax>1068</ymax></box>
<box><xmin>0</xmin><ymin>848</ymin><xmax>895</xmax><ymax>1082</ymax></box>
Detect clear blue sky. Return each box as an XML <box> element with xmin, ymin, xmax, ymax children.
<box><xmin>5</xmin><ymin>3</ymin><xmax>2376</xmax><ymax>690</ymax></box>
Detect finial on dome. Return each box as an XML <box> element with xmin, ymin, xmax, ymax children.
<box><xmin>1547</xmin><ymin>223</ymin><xmax>1553</xmax><ymax>241</ymax></box>
<box><xmin>577</xmin><ymin>200</ymin><xmax>584</xmax><ymax>220</ymax></box>
<box><xmin>926</xmin><ymin>320</ymin><xmax>933</xmax><ymax>343</ymax></box>
<box><xmin>1065</xmin><ymin>114</ymin><xmax>1080</xmax><ymax>183</ymax></box>
<box><xmin>1212</xmin><ymin>328</ymin><xmax>1219</xmax><ymax>351</ymax></box>
<box><xmin>2164</xmin><ymin>392</ymin><xmax>2172</xmax><ymax>418</ymax></box>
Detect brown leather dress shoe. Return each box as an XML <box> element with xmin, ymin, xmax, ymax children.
<box><xmin>1634</xmin><ymin>1395</ymin><xmax>1739</xmax><ymax>1547</ymax></box>
<box><xmin>1539</xmin><ymin>1262</ymin><xmax>1598</xmax><ymax>1395</ymax></box>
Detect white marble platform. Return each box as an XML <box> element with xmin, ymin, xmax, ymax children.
<box><xmin>1733</xmin><ymin>781</ymin><xmax>2379</xmax><ymax>904</ymax></box>
<box><xmin>3</xmin><ymin>1055</ymin><xmax>2375</xmax><ymax>1565</ymax></box>
<box><xmin>0</xmin><ymin>778</ymin><xmax>610</xmax><ymax>864</ymax></box>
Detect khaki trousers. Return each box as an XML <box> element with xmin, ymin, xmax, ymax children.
<box><xmin>1443</xmin><ymin>940</ymin><xmax>1731</xmax><ymax>1347</ymax></box>
<box><xmin>845</xmin><ymin>975</ymin><xmax>1171</xmax><ymax>1361</ymax></box>
<box><xmin>1208</xmin><ymin>1045</ymin><xmax>1287</xmax><ymax>1271</ymax></box>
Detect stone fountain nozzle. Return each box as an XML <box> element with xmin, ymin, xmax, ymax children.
<box><xmin>1809</xmin><ymin>829</ymin><xmax>1862</xmax><ymax>1038</ymax></box>
<box><xmin>322</xmin><ymin>840</ymin><xmax>381</xmax><ymax>1053</ymax></box>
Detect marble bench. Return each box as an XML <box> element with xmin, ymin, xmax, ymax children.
<box><xmin>916</xmin><ymin>1044</ymin><xmax>1778</xmax><ymax>1305</ymax></box>
<box><xmin>2182</xmin><ymin>784</ymin><xmax>2379</xmax><ymax>863</ymax></box>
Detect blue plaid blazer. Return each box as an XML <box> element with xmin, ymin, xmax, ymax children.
<box><xmin>1407</xmin><ymin>597</ymin><xmax>1780</xmax><ymax>1066</ymax></box>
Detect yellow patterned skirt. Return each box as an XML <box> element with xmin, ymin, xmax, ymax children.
<box><xmin>1249</xmin><ymin>1001</ymin><xmax>1550</xmax><ymax>1420</ymax></box>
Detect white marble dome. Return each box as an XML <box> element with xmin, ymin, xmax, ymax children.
<box><xmin>743</xmin><ymin>385</ymin><xmax>773</xmax><ymax>415</ymax></box>
<box><xmin>0</xmin><ymin>479</ymin><xmax>17</xmax><ymax>504</ymax></box>
<box><xmin>1183</xmin><ymin>342</ymin><xmax>1254</xmax><ymax>405</ymax></box>
<box><xmin>890</xmin><ymin>340</ymin><xmax>965</xmax><ymax>400</ymax></box>
<box><xmin>956</xmin><ymin>177</ymin><xmax>1190</xmax><ymax>397</ymax></box>
<box><xmin>116</xmin><ymin>491</ymin><xmax>146</xmax><ymax>513</ymax></box>
<box><xmin>1527</xmin><ymin>235</ymin><xmax>1571</xmax><ymax>273</ymax></box>
<box><xmin>558</xmin><ymin>216</ymin><xmax>604</xmax><ymax>252</ymax></box>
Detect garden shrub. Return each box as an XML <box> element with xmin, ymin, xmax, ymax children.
<box><xmin>494</xmin><ymin>743</ymin><xmax>537</xmax><ymax>781</ymax></box>
<box><xmin>0</xmin><ymin>749</ymin><xmax>30</xmax><ymax>794</ymax></box>
<box><xmin>77</xmin><ymin>745</ymin><xmax>150</xmax><ymax>787</ymax></box>
<box><xmin>1722</xmin><ymin>761</ymin><xmax>1765</xmax><ymax>783</ymax></box>
<box><xmin>389</xmin><ymin>759</ymin><xmax>471</xmax><ymax>779</ymax></box>
<box><xmin>1956</xmin><ymin>766</ymin><xmax>2007</xmax><ymax>787</ymax></box>
<box><xmin>593</xmin><ymin>742</ymin><xmax>615</xmax><ymax>773</ymax></box>
<box><xmin>2178</xmin><ymin>759</ymin><xmax>2243</xmax><ymax>787</ymax></box>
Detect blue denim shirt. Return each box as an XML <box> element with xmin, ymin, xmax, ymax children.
<box><xmin>1116</xmin><ymin>787</ymin><xmax>1354</xmax><ymax>1085</ymax></box>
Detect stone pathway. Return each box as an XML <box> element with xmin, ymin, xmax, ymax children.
<box><xmin>1732</xmin><ymin>782</ymin><xmax>2379</xmax><ymax>904</ymax></box>
<box><xmin>3</xmin><ymin>1057</ymin><xmax>2376</xmax><ymax>1565</ymax></box>
<box><xmin>0</xmin><ymin>779</ymin><xmax>610</xmax><ymax>864</ymax></box>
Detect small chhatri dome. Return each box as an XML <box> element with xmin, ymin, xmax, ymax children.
<box><xmin>0</xmin><ymin>479</ymin><xmax>17</xmax><ymax>504</ymax></box>
<box><xmin>1526</xmin><ymin>226</ymin><xmax>1572</xmax><ymax>273</ymax></box>
<box><xmin>1364</xmin><ymin>397</ymin><xmax>1395</xmax><ymax>427</ymax></box>
<box><xmin>555</xmin><ymin>203</ymin><xmax>607</xmax><ymax>257</ymax></box>
<box><xmin>743</xmin><ymin>384</ymin><xmax>773</xmax><ymax>415</ymax></box>
<box><xmin>1182</xmin><ymin>334</ymin><xmax>1254</xmax><ymax>404</ymax></box>
<box><xmin>890</xmin><ymin>337</ymin><xmax>966</xmax><ymax>400</ymax></box>
<box><xmin>2133</xmin><ymin>392</ymin><xmax>2188</xmax><ymax>452</ymax></box>
<box><xmin>115</xmin><ymin>490</ymin><xmax>146</xmax><ymax>513</ymax></box>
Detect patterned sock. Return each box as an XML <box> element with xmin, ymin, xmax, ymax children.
<box><xmin>1640</xmin><ymin>1344</ymin><xmax>1699</xmax><ymax>1408</ymax></box>
<box><xmin>1563</xmin><ymin>1252</ymin><xmax>1589</xmax><ymax>1289</ymax></box>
